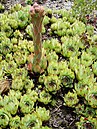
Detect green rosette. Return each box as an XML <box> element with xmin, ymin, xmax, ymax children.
<box><xmin>21</xmin><ymin>113</ymin><xmax>42</xmax><ymax>129</ymax></box>
<box><xmin>19</xmin><ymin>94</ymin><xmax>34</xmax><ymax>114</ymax></box>
<box><xmin>0</xmin><ymin>109</ymin><xmax>11</xmax><ymax>128</ymax></box>
<box><xmin>9</xmin><ymin>115</ymin><xmax>21</xmax><ymax>129</ymax></box>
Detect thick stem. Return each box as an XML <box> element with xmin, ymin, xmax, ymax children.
<box><xmin>29</xmin><ymin>2</ymin><xmax>45</xmax><ymax>73</ymax></box>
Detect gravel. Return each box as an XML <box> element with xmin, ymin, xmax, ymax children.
<box><xmin>1</xmin><ymin>0</ymin><xmax>73</xmax><ymax>10</ymax></box>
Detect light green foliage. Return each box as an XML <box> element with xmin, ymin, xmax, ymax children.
<box><xmin>25</xmin><ymin>24</ymin><xmax>33</xmax><ymax>38</ymax></box>
<box><xmin>14</xmin><ymin>30</ymin><xmax>23</xmax><ymax>39</ymax></box>
<box><xmin>26</xmin><ymin>89</ymin><xmax>38</xmax><ymax>102</ymax></box>
<box><xmin>75</xmin><ymin>64</ymin><xmax>92</xmax><ymax>81</ymax></box>
<box><xmin>43</xmin><ymin>38</ymin><xmax>61</xmax><ymax>52</ymax></box>
<box><xmin>25</xmin><ymin>0</ymin><xmax>33</xmax><ymax>5</ymax></box>
<box><xmin>87</xmin><ymin>46</ymin><xmax>97</xmax><ymax>60</ymax></box>
<box><xmin>46</xmin><ymin>51</ymin><xmax>58</xmax><ymax>62</ymax></box>
<box><xmin>0</xmin><ymin>3</ymin><xmax>97</xmax><ymax>128</ymax></box>
<box><xmin>47</xmin><ymin>61</ymin><xmax>59</xmax><ymax>75</ymax></box>
<box><xmin>8</xmin><ymin>90</ymin><xmax>21</xmax><ymax>100</ymax></box>
<box><xmin>69</xmin><ymin>56</ymin><xmax>80</xmax><ymax>71</ymax></box>
<box><xmin>59</xmin><ymin>61</ymin><xmax>75</xmax><ymax>88</ymax></box>
<box><xmin>12</xmin><ymin>68</ymin><xmax>28</xmax><ymax>80</ymax></box>
<box><xmin>64</xmin><ymin>90</ymin><xmax>79</xmax><ymax>107</ymax></box>
<box><xmin>72</xmin><ymin>0</ymin><xmax>97</xmax><ymax>22</ymax></box>
<box><xmin>44</xmin><ymin>75</ymin><xmax>61</xmax><ymax>93</ymax></box>
<box><xmin>75</xmin><ymin>104</ymin><xmax>96</xmax><ymax>117</ymax></box>
<box><xmin>92</xmin><ymin>34</ymin><xmax>97</xmax><ymax>42</ymax></box>
<box><xmin>9</xmin><ymin>115</ymin><xmax>21</xmax><ymax>129</ymax></box>
<box><xmin>0</xmin><ymin>95</ymin><xmax>3</xmax><ymax>107</ymax></box>
<box><xmin>43</xmin><ymin>15</ymin><xmax>50</xmax><ymax>25</ymax></box>
<box><xmin>80</xmin><ymin>51</ymin><xmax>94</xmax><ymax>67</ymax></box>
<box><xmin>85</xmin><ymin>83</ymin><xmax>97</xmax><ymax>108</ymax></box>
<box><xmin>72</xmin><ymin>20</ymin><xmax>86</xmax><ymax>35</ymax></box>
<box><xmin>10</xmin><ymin>4</ymin><xmax>22</xmax><ymax>13</ymax></box>
<box><xmin>61</xmin><ymin>36</ymin><xmax>81</xmax><ymax>58</ymax></box>
<box><xmin>92</xmin><ymin>61</ymin><xmax>97</xmax><ymax>76</ymax></box>
<box><xmin>0</xmin><ymin>38</ymin><xmax>13</xmax><ymax>55</ymax></box>
<box><xmin>19</xmin><ymin>94</ymin><xmax>34</xmax><ymax>114</ymax></box>
<box><xmin>36</xmin><ymin>107</ymin><xmax>50</xmax><ymax>121</ymax></box>
<box><xmin>0</xmin><ymin>3</ymin><xmax>4</xmax><ymax>10</ymax></box>
<box><xmin>50</xmin><ymin>16</ymin><xmax>57</xmax><ymax>23</ymax></box>
<box><xmin>39</xmin><ymin>90</ymin><xmax>51</xmax><ymax>104</ymax></box>
<box><xmin>75</xmin><ymin>81</ymin><xmax>89</xmax><ymax>97</ymax></box>
<box><xmin>21</xmin><ymin>113</ymin><xmax>42</xmax><ymax>129</ymax></box>
<box><xmin>4</xmin><ymin>60</ymin><xmax>17</xmax><ymax>74</ymax></box>
<box><xmin>24</xmin><ymin>78</ymin><xmax>34</xmax><ymax>90</ymax></box>
<box><xmin>0</xmin><ymin>109</ymin><xmax>11</xmax><ymax>128</ymax></box>
<box><xmin>51</xmin><ymin>19</ymin><xmax>70</xmax><ymax>36</ymax></box>
<box><xmin>26</xmin><ymin>40</ymin><xmax>34</xmax><ymax>52</ymax></box>
<box><xmin>75</xmin><ymin>74</ymin><xmax>96</xmax><ymax>97</ymax></box>
<box><xmin>3</xmin><ymin>95</ymin><xmax>19</xmax><ymax>115</ymax></box>
<box><xmin>86</xmin><ymin>25</ymin><xmax>94</xmax><ymax>36</ymax></box>
<box><xmin>12</xmin><ymin>77</ymin><xmax>24</xmax><ymax>90</ymax></box>
<box><xmin>41</xmin><ymin>126</ymin><xmax>51</xmax><ymax>129</ymax></box>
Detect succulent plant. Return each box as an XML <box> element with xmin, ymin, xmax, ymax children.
<box><xmin>81</xmin><ymin>51</ymin><xmax>94</xmax><ymax>67</ymax></box>
<box><xmin>58</xmin><ymin>61</ymin><xmax>74</xmax><ymax>88</ymax></box>
<box><xmin>47</xmin><ymin>61</ymin><xmax>59</xmax><ymax>75</ymax></box>
<box><xmin>86</xmin><ymin>25</ymin><xmax>94</xmax><ymax>36</ymax></box>
<box><xmin>18</xmin><ymin>9</ymin><xmax>30</xmax><ymax>28</ymax></box>
<box><xmin>9</xmin><ymin>115</ymin><xmax>21</xmax><ymax>129</ymax></box>
<box><xmin>0</xmin><ymin>95</ymin><xmax>3</xmax><ymax>108</ymax></box>
<box><xmin>21</xmin><ymin>113</ymin><xmax>42</xmax><ymax>129</ymax></box>
<box><xmin>12</xmin><ymin>77</ymin><xmax>24</xmax><ymax>91</ymax></box>
<box><xmin>36</xmin><ymin>107</ymin><xmax>50</xmax><ymax>121</ymax></box>
<box><xmin>20</xmin><ymin>94</ymin><xmax>34</xmax><ymax>114</ymax></box>
<box><xmin>39</xmin><ymin>90</ymin><xmax>51</xmax><ymax>104</ymax></box>
<box><xmin>92</xmin><ymin>61</ymin><xmax>97</xmax><ymax>76</ymax></box>
<box><xmin>0</xmin><ymin>109</ymin><xmax>11</xmax><ymax>128</ymax></box>
<box><xmin>76</xmin><ymin>116</ymin><xmax>97</xmax><ymax>129</ymax></box>
<box><xmin>1</xmin><ymin>24</ymin><xmax>13</xmax><ymax>37</ymax></box>
<box><xmin>25</xmin><ymin>24</ymin><xmax>33</xmax><ymax>38</ymax></box>
<box><xmin>24</xmin><ymin>78</ymin><xmax>34</xmax><ymax>90</ymax></box>
<box><xmin>74</xmin><ymin>64</ymin><xmax>92</xmax><ymax>81</ymax></box>
<box><xmin>72</xmin><ymin>20</ymin><xmax>86</xmax><ymax>35</ymax></box>
<box><xmin>3</xmin><ymin>95</ymin><xmax>19</xmax><ymax>115</ymax></box>
<box><xmin>0</xmin><ymin>38</ymin><xmax>13</xmax><ymax>55</ymax></box>
<box><xmin>75</xmin><ymin>81</ymin><xmax>89</xmax><ymax>97</ymax></box>
<box><xmin>10</xmin><ymin>4</ymin><xmax>22</xmax><ymax>12</ymax></box>
<box><xmin>92</xmin><ymin>34</ymin><xmax>97</xmax><ymax>42</ymax></box>
<box><xmin>61</xmin><ymin>36</ymin><xmax>80</xmax><ymax>58</ymax></box>
<box><xmin>46</xmin><ymin>51</ymin><xmax>58</xmax><ymax>62</ymax></box>
<box><xmin>13</xmin><ymin>30</ymin><xmax>23</xmax><ymax>39</ymax></box>
<box><xmin>43</xmin><ymin>15</ymin><xmax>50</xmax><ymax>25</ymax></box>
<box><xmin>64</xmin><ymin>90</ymin><xmax>79</xmax><ymax>107</ymax></box>
<box><xmin>44</xmin><ymin>75</ymin><xmax>61</xmax><ymax>93</ymax></box>
<box><xmin>8</xmin><ymin>90</ymin><xmax>21</xmax><ymax>100</ymax></box>
<box><xmin>75</xmin><ymin>104</ymin><xmax>96</xmax><ymax>118</ymax></box>
<box><xmin>50</xmin><ymin>16</ymin><xmax>57</xmax><ymax>23</ymax></box>
<box><xmin>4</xmin><ymin>60</ymin><xmax>17</xmax><ymax>74</ymax></box>
<box><xmin>26</xmin><ymin>89</ymin><xmax>38</xmax><ymax>102</ymax></box>
<box><xmin>12</xmin><ymin>68</ymin><xmax>28</xmax><ymax>80</ymax></box>
<box><xmin>0</xmin><ymin>3</ymin><xmax>5</xmax><ymax>11</ymax></box>
<box><xmin>26</xmin><ymin>40</ymin><xmax>34</xmax><ymax>52</ymax></box>
<box><xmin>85</xmin><ymin>83</ymin><xmax>97</xmax><ymax>108</ymax></box>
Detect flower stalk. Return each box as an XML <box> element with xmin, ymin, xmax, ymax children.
<box><xmin>29</xmin><ymin>2</ymin><xmax>46</xmax><ymax>73</ymax></box>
